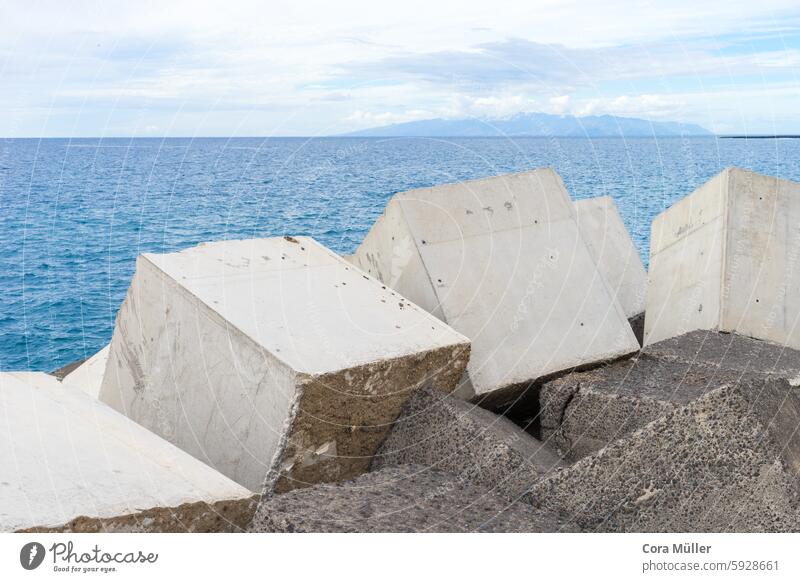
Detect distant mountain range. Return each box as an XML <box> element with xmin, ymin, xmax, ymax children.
<box><xmin>342</xmin><ymin>112</ymin><xmax>712</xmax><ymax>137</ymax></box>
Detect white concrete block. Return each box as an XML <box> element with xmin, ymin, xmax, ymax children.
<box><xmin>62</xmin><ymin>345</ymin><xmax>110</xmax><ymax>399</ymax></box>
<box><xmin>645</xmin><ymin>168</ymin><xmax>800</xmax><ymax>348</ymax></box>
<box><xmin>99</xmin><ymin>237</ymin><xmax>469</xmax><ymax>493</ymax></box>
<box><xmin>349</xmin><ymin>169</ymin><xmax>639</xmax><ymax>402</ymax></box>
<box><xmin>574</xmin><ymin>196</ymin><xmax>647</xmax><ymax>319</ymax></box>
<box><xmin>0</xmin><ymin>372</ymin><xmax>254</xmax><ymax>532</ymax></box>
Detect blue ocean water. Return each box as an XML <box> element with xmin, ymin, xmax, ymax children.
<box><xmin>2</xmin><ymin>136</ymin><xmax>800</xmax><ymax>372</ymax></box>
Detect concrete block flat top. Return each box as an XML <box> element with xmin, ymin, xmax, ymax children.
<box><xmin>646</xmin><ymin>168</ymin><xmax>800</xmax><ymax>349</ymax></box>
<box><xmin>0</xmin><ymin>372</ymin><xmax>253</xmax><ymax>532</ymax></box>
<box><xmin>574</xmin><ymin>196</ymin><xmax>646</xmax><ymax>319</ymax></box>
<box><xmin>250</xmin><ymin>464</ymin><xmax>578</xmax><ymax>533</ymax></box>
<box><xmin>529</xmin><ymin>376</ymin><xmax>800</xmax><ymax>532</ymax></box>
<box><xmin>373</xmin><ymin>386</ymin><xmax>562</xmax><ymax>501</ymax></box>
<box><xmin>144</xmin><ymin>237</ymin><xmax>467</xmax><ymax>375</ymax></box>
<box><xmin>62</xmin><ymin>345</ymin><xmax>110</xmax><ymax>399</ymax></box>
<box><xmin>352</xmin><ymin>169</ymin><xmax>639</xmax><ymax>401</ymax></box>
<box><xmin>101</xmin><ymin>236</ymin><xmax>470</xmax><ymax>494</ymax></box>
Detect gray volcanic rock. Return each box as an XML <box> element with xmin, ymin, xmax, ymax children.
<box><xmin>540</xmin><ymin>330</ymin><xmax>800</xmax><ymax>461</ymax></box>
<box><xmin>372</xmin><ymin>386</ymin><xmax>563</xmax><ymax>501</ymax></box>
<box><xmin>528</xmin><ymin>376</ymin><xmax>800</xmax><ymax>532</ymax></box>
<box><xmin>249</xmin><ymin>465</ymin><xmax>578</xmax><ymax>533</ymax></box>
<box><xmin>539</xmin><ymin>355</ymin><xmax>742</xmax><ymax>461</ymax></box>
<box><xmin>642</xmin><ymin>330</ymin><xmax>800</xmax><ymax>379</ymax></box>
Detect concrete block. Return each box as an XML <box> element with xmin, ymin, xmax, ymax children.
<box><xmin>574</xmin><ymin>196</ymin><xmax>646</xmax><ymax>320</ymax></box>
<box><xmin>0</xmin><ymin>372</ymin><xmax>255</xmax><ymax>533</ymax></box>
<box><xmin>349</xmin><ymin>169</ymin><xmax>639</xmax><ymax>404</ymax></box>
<box><xmin>100</xmin><ymin>237</ymin><xmax>470</xmax><ymax>494</ymax></box>
<box><xmin>62</xmin><ymin>345</ymin><xmax>110</xmax><ymax>399</ymax></box>
<box><xmin>646</xmin><ymin>168</ymin><xmax>800</xmax><ymax>348</ymax></box>
<box><xmin>529</xmin><ymin>375</ymin><xmax>800</xmax><ymax>532</ymax></box>
<box><xmin>372</xmin><ymin>386</ymin><xmax>563</xmax><ymax>501</ymax></box>
<box><xmin>249</xmin><ymin>464</ymin><xmax>578</xmax><ymax>532</ymax></box>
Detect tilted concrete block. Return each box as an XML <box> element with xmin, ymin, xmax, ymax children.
<box><xmin>249</xmin><ymin>464</ymin><xmax>578</xmax><ymax>532</ymax></box>
<box><xmin>62</xmin><ymin>345</ymin><xmax>109</xmax><ymax>399</ymax></box>
<box><xmin>540</xmin><ymin>330</ymin><xmax>800</xmax><ymax>461</ymax></box>
<box><xmin>372</xmin><ymin>386</ymin><xmax>563</xmax><ymax>501</ymax></box>
<box><xmin>574</xmin><ymin>196</ymin><xmax>647</xmax><ymax>321</ymax></box>
<box><xmin>349</xmin><ymin>169</ymin><xmax>639</xmax><ymax>405</ymax></box>
<box><xmin>646</xmin><ymin>168</ymin><xmax>800</xmax><ymax>348</ymax></box>
<box><xmin>100</xmin><ymin>237</ymin><xmax>469</xmax><ymax>494</ymax></box>
<box><xmin>0</xmin><ymin>372</ymin><xmax>255</xmax><ymax>533</ymax></box>
<box><xmin>529</xmin><ymin>375</ymin><xmax>800</xmax><ymax>532</ymax></box>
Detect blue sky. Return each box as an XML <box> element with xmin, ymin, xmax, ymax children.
<box><xmin>1</xmin><ymin>0</ymin><xmax>799</xmax><ymax>136</ymax></box>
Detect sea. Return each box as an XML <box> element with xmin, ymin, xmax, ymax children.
<box><xmin>2</xmin><ymin>136</ymin><xmax>799</xmax><ymax>371</ymax></box>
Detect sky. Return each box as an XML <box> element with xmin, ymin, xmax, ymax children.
<box><xmin>1</xmin><ymin>0</ymin><xmax>799</xmax><ymax>136</ymax></box>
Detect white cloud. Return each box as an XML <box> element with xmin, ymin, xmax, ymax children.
<box><xmin>344</xmin><ymin>109</ymin><xmax>432</xmax><ymax>127</ymax></box>
<box><xmin>546</xmin><ymin>96</ymin><xmax>571</xmax><ymax>115</ymax></box>
<box><xmin>573</xmin><ymin>95</ymin><xmax>688</xmax><ymax>119</ymax></box>
<box><xmin>1</xmin><ymin>0</ymin><xmax>799</xmax><ymax>135</ymax></box>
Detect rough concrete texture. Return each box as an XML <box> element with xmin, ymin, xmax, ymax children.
<box><xmin>574</xmin><ymin>196</ymin><xmax>647</xmax><ymax>320</ymax></box>
<box><xmin>349</xmin><ymin>169</ymin><xmax>639</xmax><ymax>404</ymax></box>
<box><xmin>539</xmin><ymin>354</ymin><xmax>743</xmax><ymax>461</ymax></box>
<box><xmin>0</xmin><ymin>372</ymin><xmax>256</xmax><ymax>533</ymax></box>
<box><xmin>528</xmin><ymin>376</ymin><xmax>800</xmax><ymax>532</ymax></box>
<box><xmin>250</xmin><ymin>465</ymin><xmax>578</xmax><ymax>532</ymax></box>
<box><xmin>642</xmin><ymin>329</ymin><xmax>800</xmax><ymax>380</ymax></box>
<box><xmin>646</xmin><ymin>168</ymin><xmax>800</xmax><ymax>349</ymax></box>
<box><xmin>100</xmin><ymin>237</ymin><xmax>469</xmax><ymax>494</ymax></box>
<box><xmin>62</xmin><ymin>345</ymin><xmax>110</xmax><ymax>399</ymax></box>
<box><xmin>372</xmin><ymin>386</ymin><xmax>563</xmax><ymax>501</ymax></box>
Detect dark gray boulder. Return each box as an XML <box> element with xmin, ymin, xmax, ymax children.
<box><xmin>642</xmin><ymin>329</ymin><xmax>800</xmax><ymax>379</ymax></box>
<box><xmin>539</xmin><ymin>355</ymin><xmax>742</xmax><ymax>460</ymax></box>
<box><xmin>528</xmin><ymin>375</ymin><xmax>800</xmax><ymax>532</ymax></box>
<box><xmin>540</xmin><ymin>330</ymin><xmax>800</xmax><ymax>461</ymax></box>
<box><xmin>372</xmin><ymin>386</ymin><xmax>563</xmax><ymax>501</ymax></box>
<box><xmin>249</xmin><ymin>465</ymin><xmax>578</xmax><ymax>533</ymax></box>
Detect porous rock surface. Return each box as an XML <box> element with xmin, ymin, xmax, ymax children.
<box><xmin>642</xmin><ymin>329</ymin><xmax>800</xmax><ymax>379</ymax></box>
<box><xmin>540</xmin><ymin>330</ymin><xmax>800</xmax><ymax>461</ymax></box>
<box><xmin>372</xmin><ymin>386</ymin><xmax>563</xmax><ymax>501</ymax></box>
<box><xmin>539</xmin><ymin>355</ymin><xmax>741</xmax><ymax>461</ymax></box>
<box><xmin>528</xmin><ymin>376</ymin><xmax>800</xmax><ymax>532</ymax></box>
<box><xmin>250</xmin><ymin>465</ymin><xmax>578</xmax><ymax>533</ymax></box>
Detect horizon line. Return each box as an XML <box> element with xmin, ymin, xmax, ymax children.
<box><xmin>1</xmin><ymin>134</ymin><xmax>730</xmax><ymax>140</ymax></box>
